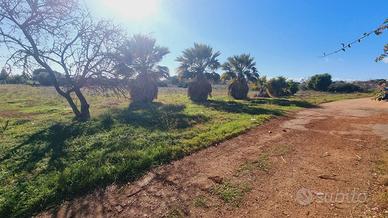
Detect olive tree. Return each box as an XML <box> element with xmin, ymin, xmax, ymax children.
<box><xmin>0</xmin><ymin>0</ymin><xmax>125</xmax><ymax>121</ymax></box>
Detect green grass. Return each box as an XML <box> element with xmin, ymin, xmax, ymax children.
<box><xmin>270</xmin><ymin>144</ymin><xmax>293</xmax><ymax>157</ymax></box>
<box><xmin>193</xmin><ymin>195</ymin><xmax>209</xmax><ymax>208</ymax></box>
<box><xmin>238</xmin><ymin>153</ymin><xmax>271</xmax><ymax>175</ymax></box>
<box><xmin>0</xmin><ymin>85</ymin><xmax>371</xmax><ymax>217</ymax></box>
<box><xmin>165</xmin><ymin>207</ymin><xmax>186</xmax><ymax>218</ymax></box>
<box><xmin>211</xmin><ymin>182</ymin><xmax>252</xmax><ymax>206</ymax></box>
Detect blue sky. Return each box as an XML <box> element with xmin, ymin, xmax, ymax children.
<box><xmin>84</xmin><ymin>0</ymin><xmax>387</xmax><ymax>81</ymax></box>
<box><xmin>1</xmin><ymin>0</ymin><xmax>386</xmax><ymax>81</ymax></box>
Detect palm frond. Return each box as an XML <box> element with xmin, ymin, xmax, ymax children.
<box><xmin>118</xmin><ymin>34</ymin><xmax>169</xmax><ymax>80</ymax></box>
<box><xmin>176</xmin><ymin>43</ymin><xmax>221</xmax><ymax>80</ymax></box>
<box><xmin>222</xmin><ymin>54</ymin><xmax>259</xmax><ymax>82</ymax></box>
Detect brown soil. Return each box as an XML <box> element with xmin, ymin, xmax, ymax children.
<box><xmin>39</xmin><ymin>98</ymin><xmax>388</xmax><ymax>218</ymax></box>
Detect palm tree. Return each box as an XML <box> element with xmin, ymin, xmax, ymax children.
<box><xmin>176</xmin><ymin>43</ymin><xmax>221</xmax><ymax>102</ymax></box>
<box><xmin>221</xmin><ymin>54</ymin><xmax>259</xmax><ymax>99</ymax></box>
<box><xmin>118</xmin><ymin>34</ymin><xmax>169</xmax><ymax>103</ymax></box>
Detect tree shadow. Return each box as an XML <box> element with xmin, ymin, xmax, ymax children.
<box><xmin>248</xmin><ymin>98</ymin><xmax>318</xmax><ymax>108</ymax></box>
<box><xmin>3</xmin><ymin>102</ymin><xmax>208</xmax><ymax>175</ymax></box>
<box><xmin>113</xmin><ymin>102</ymin><xmax>209</xmax><ymax>130</ymax></box>
<box><xmin>0</xmin><ymin>102</ymin><xmax>210</xmax><ymax>216</ymax></box>
<box><xmin>201</xmin><ymin>99</ymin><xmax>283</xmax><ymax>116</ymax></box>
<box><xmin>9</xmin><ymin>123</ymin><xmax>83</xmax><ymax>174</ymax></box>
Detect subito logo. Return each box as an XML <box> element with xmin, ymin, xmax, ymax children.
<box><xmin>296</xmin><ymin>188</ymin><xmax>314</xmax><ymax>206</ymax></box>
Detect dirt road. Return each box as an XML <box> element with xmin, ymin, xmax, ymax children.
<box><xmin>40</xmin><ymin>98</ymin><xmax>388</xmax><ymax>217</ymax></box>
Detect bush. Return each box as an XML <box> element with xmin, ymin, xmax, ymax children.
<box><xmin>99</xmin><ymin>113</ymin><xmax>114</xmax><ymax>129</ymax></box>
<box><xmin>6</xmin><ymin>74</ymin><xmax>29</xmax><ymax>84</ymax></box>
<box><xmin>31</xmin><ymin>69</ymin><xmax>68</xmax><ymax>86</ymax></box>
<box><xmin>157</xmin><ymin>80</ymin><xmax>168</xmax><ymax>87</ymax></box>
<box><xmin>177</xmin><ymin>82</ymin><xmax>189</xmax><ymax>88</ymax></box>
<box><xmin>307</xmin><ymin>73</ymin><xmax>332</xmax><ymax>91</ymax></box>
<box><xmin>166</xmin><ymin>76</ymin><xmax>188</xmax><ymax>88</ymax></box>
<box><xmin>205</xmin><ymin>72</ymin><xmax>221</xmax><ymax>84</ymax></box>
<box><xmin>165</xmin><ymin>76</ymin><xmax>179</xmax><ymax>86</ymax></box>
<box><xmin>0</xmin><ymin>69</ymin><xmax>9</xmax><ymax>82</ymax></box>
<box><xmin>266</xmin><ymin>77</ymin><xmax>288</xmax><ymax>97</ymax></box>
<box><xmin>253</xmin><ymin>77</ymin><xmax>269</xmax><ymax>97</ymax></box>
<box><xmin>374</xmin><ymin>81</ymin><xmax>388</xmax><ymax>101</ymax></box>
<box><xmin>374</xmin><ymin>90</ymin><xmax>387</xmax><ymax>101</ymax></box>
<box><xmin>32</xmin><ymin>69</ymin><xmax>56</xmax><ymax>86</ymax></box>
<box><xmin>328</xmin><ymin>82</ymin><xmax>364</xmax><ymax>93</ymax></box>
<box><xmin>287</xmin><ymin>80</ymin><xmax>300</xmax><ymax>95</ymax></box>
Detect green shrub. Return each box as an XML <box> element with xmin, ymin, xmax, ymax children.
<box><xmin>32</xmin><ymin>69</ymin><xmax>56</xmax><ymax>86</ymax></box>
<box><xmin>328</xmin><ymin>82</ymin><xmax>364</xmax><ymax>93</ymax></box>
<box><xmin>0</xmin><ymin>69</ymin><xmax>9</xmax><ymax>82</ymax></box>
<box><xmin>99</xmin><ymin>113</ymin><xmax>114</xmax><ymax>129</ymax></box>
<box><xmin>166</xmin><ymin>76</ymin><xmax>188</xmax><ymax>88</ymax></box>
<box><xmin>287</xmin><ymin>80</ymin><xmax>300</xmax><ymax>95</ymax></box>
<box><xmin>307</xmin><ymin>73</ymin><xmax>332</xmax><ymax>91</ymax></box>
<box><xmin>253</xmin><ymin>76</ymin><xmax>269</xmax><ymax>97</ymax></box>
<box><xmin>205</xmin><ymin>72</ymin><xmax>221</xmax><ymax>84</ymax></box>
<box><xmin>6</xmin><ymin>75</ymin><xmax>29</xmax><ymax>84</ymax></box>
<box><xmin>266</xmin><ymin>77</ymin><xmax>288</xmax><ymax>97</ymax></box>
<box><xmin>374</xmin><ymin>90</ymin><xmax>386</xmax><ymax>101</ymax></box>
<box><xmin>157</xmin><ymin>80</ymin><xmax>168</xmax><ymax>87</ymax></box>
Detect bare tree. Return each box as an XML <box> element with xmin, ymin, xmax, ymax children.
<box><xmin>0</xmin><ymin>0</ymin><xmax>126</xmax><ymax>121</ymax></box>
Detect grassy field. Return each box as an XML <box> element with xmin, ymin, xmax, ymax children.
<box><xmin>0</xmin><ymin>85</ymin><xmax>371</xmax><ymax>217</ymax></box>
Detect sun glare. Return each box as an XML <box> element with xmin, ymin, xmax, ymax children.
<box><xmin>102</xmin><ymin>0</ymin><xmax>159</xmax><ymax>21</ymax></box>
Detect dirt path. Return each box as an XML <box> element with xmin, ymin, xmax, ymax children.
<box><xmin>39</xmin><ymin>98</ymin><xmax>388</xmax><ymax>218</ymax></box>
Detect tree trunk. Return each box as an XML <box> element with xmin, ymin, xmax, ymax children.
<box><xmin>228</xmin><ymin>77</ymin><xmax>249</xmax><ymax>100</ymax></box>
<box><xmin>63</xmin><ymin>93</ymin><xmax>81</xmax><ymax>118</ymax></box>
<box><xmin>187</xmin><ymin>74</ymin><xmax>212</xmax><ymax>102</ymax></box>
<box><xmin>130</xmin><ymin>74</ymin><xmax>158</xmax><ymax>104</ymax></box>
<box><xmin>52</xmin><ymin>82</ymin><xmax>90</xmax><ymax>121</ymax></box>
<box><xmin>74</xmin><ymin>88</ymin><xmax>90</xmax><ymax>121</ymax></box>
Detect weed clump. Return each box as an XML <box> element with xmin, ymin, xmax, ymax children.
<box><xmin>211</xmin><ymin>182</ymin><xmax>251</xmax><ymax>206</ymax></box>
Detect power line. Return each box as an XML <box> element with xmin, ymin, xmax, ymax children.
<box><xmin>321</xmin><ymin>18</ymin><xmax>388</xmax><ymax>59</ymax></box>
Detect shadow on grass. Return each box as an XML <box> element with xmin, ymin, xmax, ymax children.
<box><xmin>0</xmin><ymin>102</ymin><xmax>209</xmax><ymax>217</ymax></box>
<box><xmin>113</xmin><ymin>102</ymin><xmax>209</xmax><ymax>130</ymax></box>
<box><xmin>1</xmin><ymin>98</ymin><xmax>314</xmax><ymax>217</ymax></box>
<box><xmin>0</xmin><ymin>123</ymin><xmax>82</xmax><ymax>168</ymax></box>
<box><xmin>202</xmin><ymin>99</ymin><xmax>284</xmax><ymax>116</ymax></box>
<box><xmin>248</xmin><ymin>98</ymin><xmax>317</xmax><ymax>108</ymax></box>
<box><xmin>3</xmin><ymin>103</ymin><xmax>207</xmax><ymax>173</ymax></box>
<box><xmin>0</xmin><ymin>123</ymin><xmax>91</xmax><ymax>217</ymax></box>
<box><xmin>8</xmin><ymin>123</ymin><xmax>87</xmax><ymax>173</ymax></box>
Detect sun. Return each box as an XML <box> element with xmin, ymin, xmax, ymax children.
<box><xmin>102</xmin><ymin>0</ymin><xmax>160</xmax><ymax>21</ymax></box>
